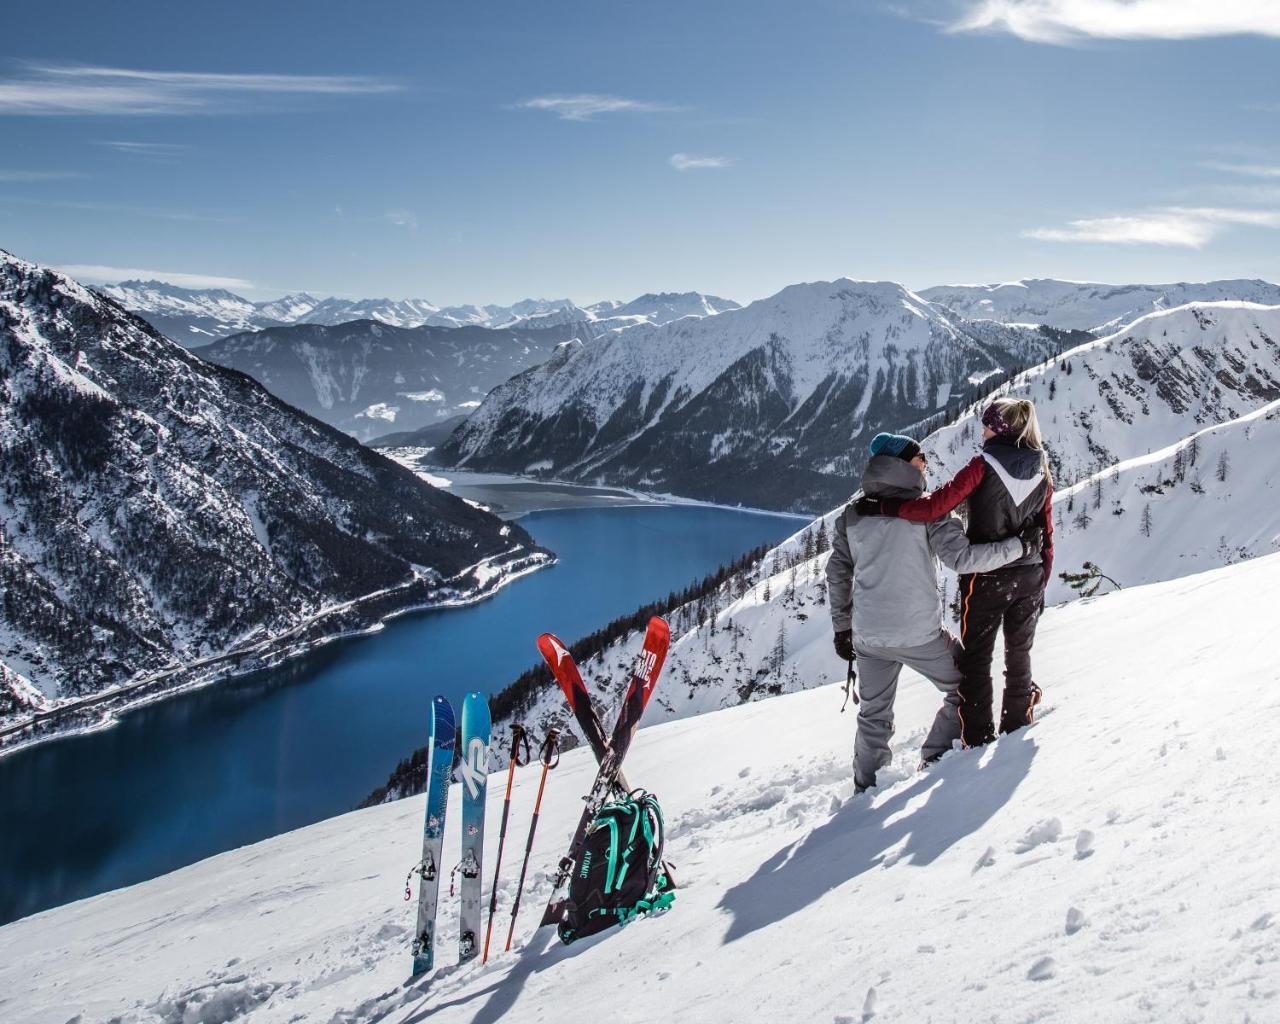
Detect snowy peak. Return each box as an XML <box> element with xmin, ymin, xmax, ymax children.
<box><xmin>606</xmin><ymin>291</ymin><xmax>742</xmax><ymax>324</ymax></box>
<box><xmin>438</xmin><ymin>278</ymin><xmax>1082</xmax><ymax>511</ymax></box>
<box><xmin>920</xmin><ymin>277</ymin><xmax>1280</xmax><ymax>334</ymax></box>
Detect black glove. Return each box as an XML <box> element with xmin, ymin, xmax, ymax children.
<box><xmin>854</xmin><ymin>496</ymin><xmax>903</xmax><ymax>518</ymax></box>
<box><xmin>1019</xmin><ymin>523</ymin><xmax>1045</xmax><ymax>559</ymax></box>
<box><xmin>833</xmin><ymin>629</ymin><xmax>854</xmax><ymax>662</ymax></box>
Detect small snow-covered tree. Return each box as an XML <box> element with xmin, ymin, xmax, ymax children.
<box><xmin>771</xmin><ymin>622</ymin><xmax>787</xmax><ymax>675</ymax></box>
<box><xmin>1073</xmin><ymin>504</ymin><xmax>1092</xmax><ymax>530</ymax></box>
<box><xmin>1172</xmin><ymin>448</ymin><xmax>1185</xmax><ymax>482</ymax></box>
<box><xmin>1140</xmin><ymin>503</ymin><xmax>1153</xmax><ymax>538</ymax></box>
<box><xmin>1188</xmin><ymin>435</ymin><xmax>1200</xmax><ymax>466</ymax></box>
<box><xmin>1092</xmin><ymin>477</ymin><xmax>1103</xmax><ymax>510</ymax></box>
<box><xmin>1216</xmin><ymin>450</ymin><xmax>1230</xmax><ymax>483</ymax></box>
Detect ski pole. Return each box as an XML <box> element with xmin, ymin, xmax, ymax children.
<box><xmin>840</xmin><ymin>658</ymin><xmax>859</xmax><ymax>711</ymax></box>
<box><xmin>482</xmin><ymin>723</ymin><xmax>530</xmax><ymax>964</ymax></box>
<box><xmin>505</xmin><ymin>729</ymin><xmax>560</xmax><ymax>952</ymax></box>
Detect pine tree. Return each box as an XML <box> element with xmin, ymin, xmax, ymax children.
<box><xmin>1140</xmin><ymin>503</ymin><xmax>1153</xmax><ymax>538</ymax></box>
<box><xmin>1074</xmin><ymin>504</ymin><xmax>1092</xmax><ymax>530</ymax></box>
<box><xmin>1188</xmin><ymin>435</ymin><xmax>1200</xmax><ymax>466</ymax></box>
<box><xmin>1059</xmin><ymin>562</ymin><xmax>1121</xmax><ymax>597</ymax></box>
<box><xmin>1216</xmin><ymin>450</ymin><xmax>1230</xmax><ymax>483</ymax></box>
<box><xmin>1048</xmin><ymin>379</ymin><xmax>1057</xmax><ymax>400</ymax></box>
<box><xmin>1172</xmin><ymin>448</ymin><xmax>1185</xmax><ymax>482</ymax></box>
<box><xmin>1092</xmin><ymin>476</ymin><xmax>1103</xmax><ymax>510</ymax></box>
<box><xmin>815</xmin><ymin>518</ymin><xmax>829</xmax><ymax>555</ymax></box>
<box><xmin>772</xmin><ymin>622</ymin><xmax>787</xmax><ymax>675</ymax></box>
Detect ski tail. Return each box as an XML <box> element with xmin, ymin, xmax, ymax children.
<box><xmin>607</xmin><ymin>616</ymin><xmax>670</xmax><ymax>760</ymax></box>
<box><xmin>537</xmin><ymin>632</ymin><xmax>609</xmax><ymax>760</ymax></box>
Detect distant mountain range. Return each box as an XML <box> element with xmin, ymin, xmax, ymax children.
<box><xmin>192</xmin><ymin>319</ymin><xmax>595</xmax><ymax>441</ymax></box>
<box><xmin>101</xmin><ymin>280</ymin><xmax>741</xmax><ymax>347</ymax></box>
<box><xmin>0</xmin><ymin>250</ymin><xmax>543</xmax><ymax>717</ymax></box>
<box><xmin>919</xmin><ymin>278</ymin><xmax>1280</xmax><ymax>334</ymax></box>
<box><xmin>436</xmin><ymin>280</ymin><xmax>1092</xmax><ymax>512</ymax></box>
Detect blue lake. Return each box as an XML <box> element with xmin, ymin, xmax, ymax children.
<box><xmin>1</xmin><ymin>504</ymin><xmax>799</xmax><ymax>925</ymax></box>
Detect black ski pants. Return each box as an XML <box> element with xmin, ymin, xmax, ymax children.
<box><xmin>955</xmin><ymin>564</ymin><xmax>1045</xmax><ymax>745</ymax></box>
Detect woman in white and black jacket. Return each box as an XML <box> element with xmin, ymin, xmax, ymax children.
<box><xmin>855</xmin><ymin>398</ymin><xmax>1054</xmax><ymax>746</ymax></box>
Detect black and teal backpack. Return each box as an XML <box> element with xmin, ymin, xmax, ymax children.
<box><xmin>558</xmin><ymin>789</ymin><xmax>675</xmax><ymax>944</ymax></box>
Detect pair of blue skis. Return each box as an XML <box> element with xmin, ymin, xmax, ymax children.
<box><xmin>409</xmin><ymin>692</ymin><xmax>491</xmax><ymax>977</ymax></box>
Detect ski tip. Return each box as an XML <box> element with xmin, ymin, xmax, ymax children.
<box><xmin>646</xmin><ymin>616</ymin><xmax>670</xmax><ymax>640</ymax></box>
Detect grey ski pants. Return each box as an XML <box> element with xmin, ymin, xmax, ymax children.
<box><xmin>852</xmin><ymin>631</ymin><xmax>963</xmax><ymax>791</ymax></box>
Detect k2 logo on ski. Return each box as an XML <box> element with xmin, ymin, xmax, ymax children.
<box><xmin>458</xmin><ymin>737</ymin><xmax>489</xmax><ymax>800</ymax></box>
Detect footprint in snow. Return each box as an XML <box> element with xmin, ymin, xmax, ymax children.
<box><xmin>1250</xmin><ymin>912</ymin><xmax>1274</xmax><ymax>931</ymax></box>
<box><xmin>1015</xmin><ymin>818</ymin><xmax>1062</xmax><ymax>853</ymax></box>
<box><xmin>1074</xmin><ymin>830</ymin><xmax>1095</xmax><ymax>859</ymax></box>
<box><xmin>1065</xmin><ymin>907</ymin><xmax>1088</xmax><ymax>935</ymax></box>
<box><xmin>1027</xmin><ymin>956</ymin><xmax>1056</xmax><ymax>981</ymax></box>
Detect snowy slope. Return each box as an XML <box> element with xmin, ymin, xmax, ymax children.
<box><xmin>1044</xmin><ymin>399</ymin><xmax>1280</xmax><ymax>602</ymax></box>
<box><xmin>439</xmin><ymin>280</ymin><xmax>1083</xmax><ymax>512</ymax></box>
<box><xmin>920</xmin><ymin>302</ymin><xmax>1280</xmax><ymax>490</ymax></box>
<box><xmin>5</xmin><ymin>555</ymin><xmax>1278</xmax><ymax>1024</ymax></box>
<box><xmin>0</xmin><ymin>250</ymin><xmax>540</xmax><ymax>705</ymax></box>
<box><xmin>921</xmin><ymin>277</ymin><xmax>1280</xmax><ymax>334</ymax></box>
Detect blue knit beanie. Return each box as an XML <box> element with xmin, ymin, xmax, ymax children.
<box><xmin>869</xmin><ymin>432</ymin><xmax>921</xmax><ymax>462</ymax></box>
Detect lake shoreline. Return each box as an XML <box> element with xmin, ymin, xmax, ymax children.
<box><xmin>0</xmin><ymin>546</ymin><xmax>553</xmax><ymax>761</ymax></box>
<box><xmin>0</xmin><ymin>473</ymin><xmax>810</xmax><ymax>762</ymax></box>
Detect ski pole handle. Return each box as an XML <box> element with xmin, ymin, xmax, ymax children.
<box><xmin>512</xmin><ymin>723</ymin><xmax>532</xmax><ymax>766</ymax></box>
<box><xmin>539</xmin><ymin>728</ymin><xmax>561</xmax><ymax>768</ymax></box>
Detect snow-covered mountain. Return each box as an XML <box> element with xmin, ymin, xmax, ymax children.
<box><xmin>437</xmin><ymin>280</ymin><xmax>1087</xmax><ymax>512</ymax></box>
<box><xmin>7</xmin><ymin>553</ymin><xmax>1278</xmax><ymax>1024</ymax></box>
<box><xmin>1045</xmin><ymin>399</ymin><xmax>1280</xmax><ymax>602</ymax></box>
<box><xmin>920</xmin><ymin>277</ymin><xmax>1280</xmax><ymax>335</ymax></box>
<box><xmin>590</xmin><ymin>291</ymin><xmax>741</xmax><ymax>326</ymax></box>
<box><xmin>0</xmin><ymin>251</ymin><xmax>542</xmax><ymax>713</ymax></box>
<box><xmin>193</xmin><ymin>318</ymin><xmax>594</xmax><ymax>441</ymax></box>
<box><xmin>920</xmin><ymin>302</ymin><xmax>1280</xmax><ymax>493</ymax></box>
<box><xmin>107</xmin><ymin>281</ymin><xmax>741</xmax><ymax>347</ymax></box>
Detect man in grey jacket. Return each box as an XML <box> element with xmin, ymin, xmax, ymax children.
<box><xmin>826</xmin><ymin>432</ymin><xmax>1041</xmax><ymax>793</ymax></box>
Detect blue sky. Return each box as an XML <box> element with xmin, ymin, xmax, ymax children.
<box><xmin>2</xmin><ymin>0</ymin><xmax>1278</xmax><ymax>304</ymax></box>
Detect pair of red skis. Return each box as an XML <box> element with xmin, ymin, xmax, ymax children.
<box><xmin>483</xmin><ymin>615</ymin><xmax>673</xmax><ymax>956</ymax></box>
<box><xmin>537</xmin><ymin>615</ymin><xmax>674</xmax><ymax>927</ymax></box>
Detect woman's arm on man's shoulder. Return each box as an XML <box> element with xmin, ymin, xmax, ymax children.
<box><xmin>895</xmin><ymin>454</ymin><xmax>987</xmax><ymax>522</ymax></box>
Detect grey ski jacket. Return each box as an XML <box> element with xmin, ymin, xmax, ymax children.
<box><xmin>826</xmin><ymin>455</ymin><xmax>1023</xmax><ymax>648</ymax></box>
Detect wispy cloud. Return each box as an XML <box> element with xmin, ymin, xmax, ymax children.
<box><xmin>950</xmin><ymin>1</ymin><xmax>1280</xmax><ymax>44</ymax></box>
<box><xmin>384</xmin><ymin>209</ymin><xmax>418</xmax><ymax>230</ymax></box>
<box><xmin>57</xmin><ymin>263</ymin><xmax>254</xmax><ymax>290</ymax></box>
<box><xmin>1024</xmin><ymin>206</ymin><xmax>1280</xmax><ymax>247</ymax></box>
<box><xmin>0</xmin><ymin>169</ymin><xmax>83</xmax><ymax>182</ymax></box>
<box><xmin>1202</xmin><ymin>160</ymin><xmax>1280</xmax><ymax>179</ymax></box>
<box><xmin>669</xmin><ymin>153</ymin><xmax>733</xmax><ymax>171</ymax></box>
<box><xmin>96</xmin><ymin>140</ymin><xmax>189</xmax><ymax>157</ymax></box>
<box><xmin>0</xmin><ymin>63</ymin><xmax>400</xmax><ymax>116</ymax></box>
<box><xmin>0</xmin><ymin>195</ymin><xmax>233</xmax><ymax>222</ymax></box>
<box><xmin>516</xmin><ymin>94</ymin><xmax>679</xmax><ymax>121</ymax></box>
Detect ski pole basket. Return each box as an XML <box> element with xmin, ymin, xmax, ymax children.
<box><xmin>557</xmin><ymin>789</ymin><xmax>675</xmax><ymax>945</ymax></box>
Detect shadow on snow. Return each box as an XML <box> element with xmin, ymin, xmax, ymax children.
<box><xmin>718</xmin><ymin>731</ymin><xmax>1038</xmax><ymax>944</ymax></box>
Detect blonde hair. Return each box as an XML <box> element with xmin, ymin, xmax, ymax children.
<box><xmin>991</xmin><ymin>397</ymin><xmax>1053</xmax><ymax>484</ymax></box>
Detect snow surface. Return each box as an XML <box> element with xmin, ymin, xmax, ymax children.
<box><xmin>4</xmin><ymin>555</ymin><xmax>1279</xmax><ymax>1023</ymax></box>
<box><xmin>920</xmin><ymin>277</ymin><xmax>1280</xmax><ymax>334</ymax></box>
